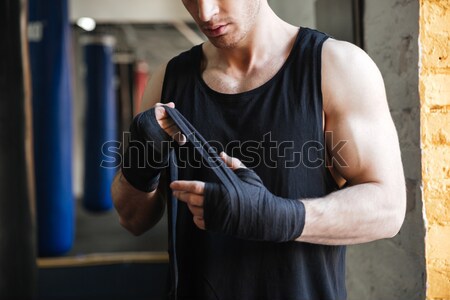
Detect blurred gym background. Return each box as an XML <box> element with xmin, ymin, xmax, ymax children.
<box><xmin>3</xmin><ymin>0</ymin><xmax>449</xmax><ymax>299</ymax></box>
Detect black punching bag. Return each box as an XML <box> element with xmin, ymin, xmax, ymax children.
<box><xmin>0</xmin><ymin>0</ymin><xmax>37</xmax><ymax>298</ymax></box>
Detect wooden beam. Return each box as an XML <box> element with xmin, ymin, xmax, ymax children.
<box><xmin>38</xmin><ymin>252</ymin><xmax>169</xmax><ymax>268</ymax></box>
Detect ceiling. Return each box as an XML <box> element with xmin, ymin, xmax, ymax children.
<box><xmin>69</xmin><ymin>0</ymin><xmax>192</xmax><ymax>23</ymax></box>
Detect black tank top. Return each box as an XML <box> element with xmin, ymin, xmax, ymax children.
<box><xmin>161</xmin><ymin>28</ymin><xmax>346</xmax><ymax>300</ymax></box>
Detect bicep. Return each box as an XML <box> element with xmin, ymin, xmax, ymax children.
<box><xmin>139</xmin><ymin>62</ymin><xmax>168</xmax><ymax>112</ymax></box>
<box><xmin>322</xmin><ymin>40</ymin><xmax>404</xmax><ymax>188</ymax></box>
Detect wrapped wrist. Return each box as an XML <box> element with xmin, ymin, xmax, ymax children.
<box><xmin>204</xmin><ymin>168</ymin><xmax>305</xmax><ymax>242</ymax></box>
<box><xmin>120</xmin><ymin>108</ymin><xmax>172</xmax><ymax>193</ymax></box>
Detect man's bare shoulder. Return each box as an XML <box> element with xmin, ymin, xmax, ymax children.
<box><xmin>322</xmin><ymin>38</ymin><xmax>376</xmax><ymax>74</ymax></box>
<box><xmin>321</xmin><ymin>38</ymin><xmax>386</xmax><ymax>114</ymax></box>
<box><xmin>140</xmin><ymin>62</ymin><xmax>168</xmax><ymax>112</ymax></box>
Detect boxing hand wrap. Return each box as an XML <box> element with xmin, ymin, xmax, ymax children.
<box><xmin>203</xmin><ymin>167</ymin><xmax>306</xmax><ymax>242</ymax></box>
<box><xmin>161</xmin><ymin>106</ymin><xmax>305</xmax><ymax>242</ymax></box>
<box><xmin>122</xmin><ymin>108</ymin><xmax>172</xmax><ymax>192</ymax></box>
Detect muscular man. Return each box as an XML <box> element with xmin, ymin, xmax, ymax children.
<box><xmin>112</xmin><ymin>0</ymin><xmax>406</xmax><ymax>299</ymax></box>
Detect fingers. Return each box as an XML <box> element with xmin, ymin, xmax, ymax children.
<box><xmin>154</xmin><ymin>102</ymin><xmax>186</xmax><ymax>145</ymax></box>
<box><xmin>170</xmin><ymin>181</ymin><xmax>205</xmax><ymax>195</ymax></box>
<box><xmin>172</xmin><ymin>190</ymin><xmax>204</xmax><ymax>206</ymax></box>
<box><xmin>219</xmin><ymin>152</ymin><xmax>246</xmax><ymax>170</ymax></box>
<box><xmin>170</xmin><ymin>129</ymin><xmax>187</xmax><ymax>145</ymax></box>
<box><xmin>188</xmin><ymin>203</ymin><xmax>203</xmax><ymax>216</ymax></box>
<box><xmin>170</xmin><ymin>180</ymin><xmax>206</xmax><ymax>230</ymax></box>
<box><xmin>155</xmin><ymin>101</ymin><xmax>175</xmax><ymax>108</ymax></box>
<box><xmin>175</xmin><ymin>192</ymin><xmax>205</xmax><ymax>230</ymax></box>
<box><xmin>193</xmin><ymin>216</ymin><xmax>205</xmax><ymax>230</ymax></box>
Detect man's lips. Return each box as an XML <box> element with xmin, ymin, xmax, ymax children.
<box><xmin>202</xmin><ymin>24</ymin><xmax>228</xmax><ymax>37</ymax></box>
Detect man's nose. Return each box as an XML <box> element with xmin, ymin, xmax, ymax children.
<box><xmin>197</xmin><ymin>0</ymin><xmax>219</xmax><ymax>22</ymax></box>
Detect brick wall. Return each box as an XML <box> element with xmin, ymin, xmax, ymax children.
<box><xmin>420</xmin><ymin>1</ymin><xmax>450</xmax><ymax>299</ymax></box>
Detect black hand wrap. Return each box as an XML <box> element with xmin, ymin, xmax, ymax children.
<box><xmin>204</xmin><ymin>168</ymin><xmax>305</xmax><ymax>242</ymax></box>
<box><xmin>162</xmin><ymin>106</ymin><xmax>306</xmax><ymax>243</ymax></box>
<box><xmin>121</xmin><ymin>108</ymin><xmax>172</xmax><ymax>192</ymax></box>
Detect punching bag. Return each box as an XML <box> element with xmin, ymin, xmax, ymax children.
<box><xmin>115</xmin><ymin>52</ymin><xmax>134</xmax><ymax>137</ymax></box>
<box><xmin>0</xmin><ymin>0</ymin><xmax>37</xmax><ymax>298</ymax></box>
<box><xmin>82</xmin><ymin>35</ymin><xmax>118</xmax><ymax>212</ymax></box>
<box><xmin>28</xmin><ymin>0</ymin><xmax>74</xmax><ymax>256</ymax></box>
<box><xmin>134</xmin><ymin>60</ymin><xmax>150</xmax><ymax>115</ymax></box>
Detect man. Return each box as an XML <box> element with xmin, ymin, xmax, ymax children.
<box><xmin>111</xmin><ymin>0</ymin><xmax>406</xmax><ymax>299</ymax></box>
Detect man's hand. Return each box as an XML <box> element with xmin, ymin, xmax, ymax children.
<box><xmin>171</xmin><ymin>152</ymin><xmax>305</xmax><ymax>242</ymax></box>
<box><xmin>154</xmin><ymin>102</ymin><xmax>186</xmax><ymax>145</ymax></box>
<box><xmin>121</xmin><ymin>102</ymin><xmax>186</xmax><ymax>193</ymax></box>
<box><xmin>170</xmin><ymin>152</ymin><xmax>244</xmax><ymax>230</ymax></box>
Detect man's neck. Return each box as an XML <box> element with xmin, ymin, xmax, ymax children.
<box><xmin>203</xmin><ymin>5</ymin><xmax>299</xmax><ymax>75</ymax></box>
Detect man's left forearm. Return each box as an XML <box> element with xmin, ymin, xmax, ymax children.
<box><xmin>296</xmin><ymin>182</ymin><xmax>406</xmax><ymax>245</ymax></box>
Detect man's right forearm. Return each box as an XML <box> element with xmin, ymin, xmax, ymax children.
<box><xmin>111</xmin><ymin>170</ymin><xmax>165</xmax><ymax>236</ymax></box>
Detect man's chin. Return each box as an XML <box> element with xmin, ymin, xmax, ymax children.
<box><xmin>208</xmin><ymin>36</ymin><xmax>241</xmax><ymax>49</ymax></box>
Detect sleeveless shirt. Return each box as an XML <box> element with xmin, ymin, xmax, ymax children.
<box><xmin>161</xmin><ymin>27</ymin><xmax>347</xmax><ymax>300</ymax></box>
